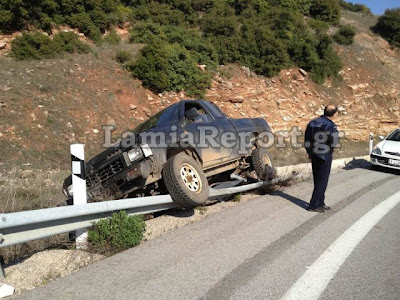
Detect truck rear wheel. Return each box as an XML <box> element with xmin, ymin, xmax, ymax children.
<box><xmin>252</xmin><ymin>148</ymin><xmax>276</xmax><ymax>181</ymax></box>
<box><xmin>163</xmin><ymin>152</ymin><xmax>209</xmax><ymax>208</ymax></box>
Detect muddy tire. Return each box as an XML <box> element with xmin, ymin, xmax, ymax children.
<box><xmin>251</xmin><ymin>148</ymin><xmax>276</xmax><ymax>181</ymax></box>
<box><xmin>163</xmin><ymin>152</ymin><xmax>209</xmax><ymax>208</ymax></box>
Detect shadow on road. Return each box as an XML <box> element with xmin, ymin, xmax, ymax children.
<box><xmin>343</xmin><ymin>158</ymin><xmax>371</xmax><ymax>170</ymax></box>
<box><xmin>272</xmin><ymin>191</ymin><xmax>309</xmax><ymax>210</ymax></box>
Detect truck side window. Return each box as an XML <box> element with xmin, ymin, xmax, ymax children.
<box><xmin>207</xmin><ymin>102</ymin><xmax>225</xmax><ymax>118</ymax></box>
<box><xmin>184</xmin><ymin>103</ymin><xmax>213</xmax><ymax>124</ymax></box>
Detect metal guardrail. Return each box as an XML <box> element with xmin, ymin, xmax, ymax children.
<box><xmin>0</xmin><ymin>195</ymin><xmax>176</xmax><ymax>248</ymax></box>
<box><xmin>0</xmin><ymin>180</ymin><xmax>275</xmax><ymax>248</ymax></box>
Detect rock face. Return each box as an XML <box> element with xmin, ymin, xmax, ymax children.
<box><xmin>205</xmin><ymin>63</ymin><xmax>399</xmax><ymax>140</ymax></box>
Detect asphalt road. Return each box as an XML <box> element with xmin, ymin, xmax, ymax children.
<box><xmin>15</xmin><ymin>166</ymin><xmax>400</xmax><ymax>300</ymax></box>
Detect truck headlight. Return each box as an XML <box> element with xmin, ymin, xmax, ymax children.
<box><xmin>64</xmin><ymin>185</ymin><xmax>73</xmax><ymax>197</ymax></box>
<box><xmin>372</xmin><ymin>146</ymin><xmax>382</xmax><ymax>155</ymax></box>
<box><xmin>127</xmin><ymin>147</ymin><xmax>143</xmax><ymax>162</ymax></box>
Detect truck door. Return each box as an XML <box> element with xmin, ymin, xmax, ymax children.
<box><xmin>182</xmin><ymin>101</ymin><xmax>232</xmax><ymax>168</ymax></box>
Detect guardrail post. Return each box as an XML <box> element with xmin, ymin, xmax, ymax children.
<box><xmin>0</xmin><ymin>255</ymin><xmax>5</xmax><ymax>279</ymax></box>
<box><xmin>369</xmin><ymin>132</ymin><xmax>374</xmax><ymax>155</ymax></box>
<box><xmin>71</xmin><ymin>144</ymin><xmax>88</xmax><ymax>250</ymax></box>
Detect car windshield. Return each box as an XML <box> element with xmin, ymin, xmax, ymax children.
<box><xmin>386</xmin><ymin>130</ymin><xmax>400</xmax><ymax>142</ymax></box>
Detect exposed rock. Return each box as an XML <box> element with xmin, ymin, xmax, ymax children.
<box><xmin>0</xmin><ymin>41</ymin><xmax>6</xmax><ymax>50</ymax></box>
<box><xmin>338</xmin><ymin>105</ymin><xmax>346</xmax><ymax>112</ymax></box>
<box><xmin>241</xmin><ymin>66</ymin><xmax>251</xmax><ymax>77</ymax></box>
<box><xmin>66</xmin><ymin>122</ymin><xmax>72</xmax><ymax>128</ymax></box>
<box><xmin>299</xmin><ymin>68</ymin><xmax>308</xmax><ymax>76</ymax></box>
<box><xmin>315</xmin><ymin>109</ymin><xmax>324</xmax><ymax>115</ymax></box>
<box><xmin>229</xmin><ymin>96</ymin><xmax>245</xmax><ymax>103</ymax></box>
<box><xmin>198</xmin><ymin>64</ymin><xmax>207</xmax><ymax>71</ymax></box>
<box><xmin>129</xmin><ymin>104</ymin><xmax>137</xmax><ymax>110</ymax></box>
<box><xmin>143</xmin><ymin>108</ymin><xmax>152</xmax><ymax>117</ymax></box>
<box><xmin>92</xmin><ymin>129</ymin><xmax>99</xmax><ymax>134</ymax></box>
<box><xmin>20</xmin><ymin>170</ymin><xmax>34</xmax><ymax>179</ymax></box>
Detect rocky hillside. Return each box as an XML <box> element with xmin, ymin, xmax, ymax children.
<box><xmin>0</xmin><ymin>11</ymin><xmax>399</xmax><ymax>172</ymax></box>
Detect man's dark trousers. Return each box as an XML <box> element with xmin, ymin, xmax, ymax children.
<box><xmin>309</xmin><ymin>153</ymin><xmax>333</xmax><ymax>209</ymax></box>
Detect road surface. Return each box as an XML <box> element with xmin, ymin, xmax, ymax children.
<box><xmin>15</xmin><ymin>166</ymin><xmax>400</xmax><ymax>300</ymax></box>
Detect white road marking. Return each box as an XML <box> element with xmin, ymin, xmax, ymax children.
<box><xmin>282</xmin><ymin>191</ymin><xmax>400</xmax><ymax>300</ymax></box>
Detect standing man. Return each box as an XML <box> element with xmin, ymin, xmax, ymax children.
<box><xmin>305</xmin><ymin>105</ymin><xmax>339</xmax><ymax>213</ymax></box>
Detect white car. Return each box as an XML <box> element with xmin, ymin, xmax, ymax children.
<box><xmin>370</xmin><ymin>128</ymin><xmax>400</xmax><ymax>170</ymax></box>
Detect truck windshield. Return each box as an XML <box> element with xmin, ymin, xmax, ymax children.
<box><xmin>132</xmin><ymin>104</ymin><xmax>179</xmax><ymax>133</ymax></box>
<box><xmin>386</xmin><ymin>130</ymin><xmax>400</xmax><ymax>142</ymax></box>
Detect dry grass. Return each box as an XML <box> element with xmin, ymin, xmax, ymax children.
<box><xmin>0</xmin><ymin>169</ymin><xmax>73</xmax><ymax>264</ymax></box>
<box><xmin>0</xmin><ymin>169</ymin><xmax>69</xmax><ymax>213</ymax></box>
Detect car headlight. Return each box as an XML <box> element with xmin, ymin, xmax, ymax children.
<box><xmin>127</xmin><ymin>147</ymin><xmax>143</xmax><ymax>162</ymax></box>
<box><xmin>372</xmin><ymin>146</ymin><xmax>382</xmax><ymax>155</ymax></box>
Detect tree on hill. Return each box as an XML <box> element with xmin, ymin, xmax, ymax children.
<box><xmin>309</xmin><ymin>0</ymin><xmax>341</xmax><ymax>24</ymax></box>
<box><xmin>373</xmin><ymin>8</ymin><xmax>400</xmax><ymax>47</ymax></box>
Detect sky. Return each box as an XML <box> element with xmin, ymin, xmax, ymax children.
<box><xmin>347</xmin><ymin>0</ymin><xmax>400</xmax><ymax>15</ymax></box>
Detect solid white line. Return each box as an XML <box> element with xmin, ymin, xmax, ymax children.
<box><xmin>282</xmin><ymin>191</ymin><xmax>400</xmax><ymax>300</ymax></box>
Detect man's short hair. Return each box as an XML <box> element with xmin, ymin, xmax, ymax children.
<box><xmin>324</xmin><ymin>105</ymin><xmax>338</xmax><ymax>117</ymax></box>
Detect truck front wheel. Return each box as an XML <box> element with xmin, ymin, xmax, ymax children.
<box><xmin>163</xmin><ymin>152</ymin><xmax>209</xmax><ymax>208</ymax></box>
<box><xmin>251</xmin><ymin>148</ymin><xmax>276</xmax><ymax>181</ymax></box>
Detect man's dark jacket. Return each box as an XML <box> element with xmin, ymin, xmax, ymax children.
<box><xmin>305</xmin><ymin>116</ymin><xmax>339</xmax><ymax>161</ymax></box>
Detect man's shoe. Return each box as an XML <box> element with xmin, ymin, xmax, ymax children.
<box><xmin>307</xmin><ymin>207</ymin><xmax>325</xmax><ymax>213</ymax></box>
<box><xmin>323</xmin><ymin>205</ymin><xmax>331</xmax><ymax>210</ymax></box>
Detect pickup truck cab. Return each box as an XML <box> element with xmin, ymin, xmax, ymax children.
<box><xmin>63</xmin><ymin>100</ymin><xmax>275</xmax><ymax>208</ymax></box>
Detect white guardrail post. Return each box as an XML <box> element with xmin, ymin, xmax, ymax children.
<box><xmin>70</xmin><ymin>144</ymin><xmax>88</xmax><ymax>249</ymax></box>
<box><xmin>369</xmin><ymin>132</ymin><xmax>374</xmax><ymax>155</ymax></box>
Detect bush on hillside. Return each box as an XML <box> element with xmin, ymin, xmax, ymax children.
<box><xmin>10</xmin><ymin>32</ymin><xmax>90</xmax><ymax>60</ymax></box>
<box><xmin>52</xmin><ymin>32</ymin><xmax>91</xmax><ymax>53</ymax></box>
<box><xmin>333</xmin><ymin>25</ymin><xmax>356</xmax><ymax>45</ymax></box>
<box><xmin>132</xmin><ymin>3</ymin><xmax>186</xmax><ymax>26</ymax></box>
<box><xmin>308</xmin><ymin>19</ymin><xmax>330</xmax><ymax>34</ymax></box>
<box><xmin>103</xmin><ymin>28</ymin><xmax>121</xmax><ymax>45</ymax></box>
<box><xmin>115</xmin><ymin>49</ymin><xmax>132</xmax><ymax>63</ymax></box>
<box><xmin>201</xmin><ymin>6</ymin><xmax>238</xmax><ymax>37</ymax></box>
<box><xmin>88</xmin><ymin>211</ymin><xmax>145</xmax><ymax>253</ymax></box>
<box><xmin>126</xmin><ymin>42</ymin><xmax>211</xmax><ymax>97</ymax></box>
<box><xmin>373</xmin><ymin>9</ymin><xmax>400</xmax><ymax>47</ymax></box>
<box><xmin>309</xmin><ymin>0</ymin><xmax>341</xmax><ymax>24</ymax></box>
<box><xmin>68</xmin><ymin>13</ymin><xmax>102</xmax><ymax>42</ymax></box>
<box><xmin>130</xmin><ymin>22</ymin><xmax>166</xmax><ymax>44</ymax></box>
<box><xmin>10</xmin><ymin>32</ymin><xmax>56</xmax><ymax>60</ymax></box>
<box><xmin>339</xmin><ymin>1</ymin><xmax>372</xmax><ymax>15</ymax></box>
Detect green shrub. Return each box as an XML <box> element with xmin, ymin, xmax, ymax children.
<box><xmin>130</xmin><ymin>22</ymin><xmax>166</xmax><ymax>44</ymax></box>
<box><xmin>201</xmin><ymin>6</ymin><xmax>238</xmax><ymax>37</ymax></box>
<box><xmin>88</xmin><ymin>211</ymin><xmax>145</xmax><ymax>253</ymax></box>
<box><xmin>127</xmin><ymin>42</ymin><xmax>211</xmax><ymax>97</ymax></box>
<box><xmin>310</xmin><ymin>34</ymin><xmax>342</xmax><ymax>83</ymax></box>
<box><xmin>10</xmin><ymin>32</ymin><xmax>57</xmax><ymax>60</ymax></box>
<box><xmin>310</xmin><ymin>0</ymin><xmax>341</xmax><ymax>24</ymax></box>
<box><xmin>333</xmin><ymin>25</ymin><xmax>356</xmax><ymax>45</ymax></box>
<box><xmin>10</xmin><ymin>32</ymin><xmax>90</xmax><ymax>60</ymax></box>
<box><xmin>132</xmin><ymin>3</ymin><xmax>186</xmax><ymax>26</ymax></box>
<box><xmin>115</xmin><ymin>49</ymin><xmax>132</xmax><ymax>63</ymax></box>
<box><xmin>68</xmin><ymin>12</ymin><xmax>102</xmax><ymax>42</ymax></box>
<box><xmin>103</xmin><ymin>28</ymin><xmax>121</xmax><ymax>45</ymax></box>
<box><xmin>373</xmin><ymin>9</ymin><xmax>400</xmax><ymax>47</ymax></box>
<box><xmin>339</xmin><ymin>0</ymin><xmax>372</xmax><ymax>15</ymax></box>
<box><xmin>52</xmin><ymin>32</ymin><xmax>91</xmax><ymax>53</ymax></box>
<box><xmin>308</xmin><ymin>19</ymin><xmax>330</xmax><ymax>34</ymax></box>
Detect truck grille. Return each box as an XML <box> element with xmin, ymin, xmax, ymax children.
<box><xmin>87</xmin><ymin>159</ymin><xmax>125</xmax><ymax>186</ymax></box>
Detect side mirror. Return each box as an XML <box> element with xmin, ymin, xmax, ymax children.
<box><xmin>378</xmin><ymin>135</ymin><xmax>385</xmax><ymax>141</ymax></box>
